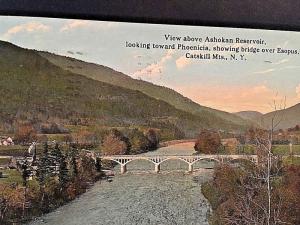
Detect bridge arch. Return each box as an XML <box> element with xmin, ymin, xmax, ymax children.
<box><xmin>125</xmin><ymin>157</ymin><xmax>156</xmax><ymax>165</ymax></box>
<box><xmin>105</xmin><ymin>158</ymin><xmax>122</xmax><ymax>165</ymax></box>
<box><xmin>154</xmin><ymin>157</ymin><xmax>190</xmax><ymax>172</ymax></box>
<box><xmin>191</xmin><ymin>157</ymin><xmax>221</xmax><ymax>165</ymax></box>
<box><xmin>160</xmin><ymin>157</ymin><xmax>191</xmax><ymax>165</ymax></box>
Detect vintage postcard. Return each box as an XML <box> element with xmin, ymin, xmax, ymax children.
<box><xmin>0</xmin><ymin>16</ymin><xmax>299</xmax><ymax>225</ymax></box>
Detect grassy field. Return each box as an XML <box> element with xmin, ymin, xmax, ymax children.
<box><xmin>283</xmin><ymin>156</ymin><xmax>300</xmax><ymax>166</ymax></box>
<box><xmin>0</xmin><ymin>144</ymin><xmax>54</xmax><ymax>157</ymax></box>
<box><xmin>235</xmin><ymin>144</ymin><xmax>300</xmax><ymax>155</ymax></box>
<box><xmin>0</xmin><ymin>169</ymin><xmax>22</xmax><ymax>185</ymax></box>
<box><xmin>273</xmin><ymin>144</ymin><xmax>300</xmax><ymax>155</ymax></box>
<box><xmin>0</xmin><ymin>157</ymin><xmax>11</xmax><ymax>165</ymax></box>
<box><xmin>0</xmin><ymin>145</ymin><xmax>27</xmax><ymax>156</ymax></box>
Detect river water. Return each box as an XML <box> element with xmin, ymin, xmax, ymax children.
<box><xmin>30</xmin><ymin>143</ymin><xmax>213</xmax><ymax>225</ymax></box>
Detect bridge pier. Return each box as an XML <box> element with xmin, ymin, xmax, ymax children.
<box><xmin>188</xmin><ymin>163</ymin><xmax>193</xmax><ymax>173</ymax></box>
<box><xmin>154</xmin><ymin>164</ymin><xmax>160</xmax><ymax>173</ymax></box>
<box><xmin>120</xmin><ymin>164</ymin><xmax>127</xmax><ymax>174</ymax></box>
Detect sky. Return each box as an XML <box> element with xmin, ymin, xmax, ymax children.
<box><xmin>1</xmin><ymin>16</ymin><xmax>300</xmax><ymax>114</ymax></box>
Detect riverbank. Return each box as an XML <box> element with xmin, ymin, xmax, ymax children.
<box><xmin>29</xmin><ymin>142</ymin><xmax>213</xmax><ymax>225</ymax></box>
<box><xmin>159</xmin><ymin>139</ymin><xmax>197</xmax><ymax>148</ymax></box>
<box><xmin>30</xmin><ymin>171</ymin><xmax>213</xmax><ymax>225</ymax></box>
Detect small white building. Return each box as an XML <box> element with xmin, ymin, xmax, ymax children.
<box><xmin>0</xmin><ymin>137</ymin><xmax>14</xmax><ymax>146</ymax></box>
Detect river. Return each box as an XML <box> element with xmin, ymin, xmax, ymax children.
<box><xmin>30</xmin><ymin>142</ymin><xmax>213</xmax><ymax>225</ymax></box>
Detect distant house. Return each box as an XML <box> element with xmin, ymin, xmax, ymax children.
<box><xmin>7</xmin><ymin>137</ymin><xmax>13</xmax><ymax>144</ymax></box>
<box><xmin>0</xmin><ymin>137</ymin><xmax>14</xmax><ymax>146</ymax></box>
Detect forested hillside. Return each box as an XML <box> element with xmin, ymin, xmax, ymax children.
<box><xmin>0</xmin><ymin>41</ymin><xmax>249</xmax><ymax>138</ymax></box>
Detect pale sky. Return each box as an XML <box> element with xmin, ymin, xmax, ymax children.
<box><xmin>1</xmin><ymin>16</ymin><xmax>300</xmax><ymax>113</ymax></box>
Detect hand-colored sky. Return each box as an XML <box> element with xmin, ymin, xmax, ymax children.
<box><xmin>1</xmin><ymin>16</ymin><xmax>300</xmax><ymax>113</ymax></box>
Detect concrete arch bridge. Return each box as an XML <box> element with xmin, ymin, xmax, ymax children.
<box><xmin>99</xmin><ymin>154</ymin><xmax>258</xmax><ymax>174</ymax></box>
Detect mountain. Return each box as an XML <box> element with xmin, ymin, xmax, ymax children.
<box><xmin>0</xmin><ymin>41</ymin><xmax>250</xmax><ymax>138</ymax></box>
<box><xmin>235</xmin><ymin>111</ymin><xmax>263</xmax><ymax>121</ymax></box>
<box><xmin>235</xmin><ymin>105</ymin><xmax>300</xmax><ymax>130</ymax></box>
<box><xmin>38</xmin><ymin>51</ymin><xmax>253</xmax><ymax>130</ymax></box>
<box><xmin>261</xmin><ymin>103</ymin><xmax>300</xmax><ymax>130</ymax></box>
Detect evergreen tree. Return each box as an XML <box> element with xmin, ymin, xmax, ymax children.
<box><xmin>37</xmin><ymin>142</ymin><xmax>52</xmax><ymax>184</ymax></box>
<box><xmin>95</xmin><ymin>158</ymin><xmax>102</xmax><ymax>172</ymax></box>
<box><xmin>50</xmin><ymin>143</ymin><xmax>69</xmax><ymax>191</ymax></box>
<box><xmin>58</xmin><ymin>152</ymin><xmax>69</xmax><ymax>192</ymax></box>
<box><xmin>68</xmin><ymin>144</ymin><xmax>79</xmax><ymax>179</ymax></box>
<box><xmin>36</xmin><ymin>142</ymin><xmax>52</xmax><ymax>211</ymax></box>
<box><xmin>20</xmin><ymin>158</ymin><xmax>31</xmax><ymax>219</ymax></box>
<box><xmin>49</xmin><ymin>143</ymin><xmax>63</xmax><ymax>175</ymax></box>
<box><xmin>21</xmin><ymin>158</ymin><xmax>31</xmax><ymax>187</ymax></box>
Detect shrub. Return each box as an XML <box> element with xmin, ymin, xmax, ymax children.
<box><xmin>40</xmin><ymin>122</ymin><xmax>69</xmax><ymax>134</ymax></box>
<box><xmin>145</xmin><ymin>129</ymin><xmax>160</xmax><ymax>150</ymax></box>
<box><xmin>128</xmin><ymin>129</ymin><xmax>148</xmax><ymax>154</ymax></box>
<box><xmin>194</xmin><ymin>130</ymin><xmax>221</xmax><ymax>154</ymax></box>
<box><xmin>14</xmin><ymin>124</ymin><xmax>37</xmax><ymax>145</ymax></box>
<box><xmin>101</xmin><ymin>129</ymin><xmax>130</xmax><ymax>155</ymax></box>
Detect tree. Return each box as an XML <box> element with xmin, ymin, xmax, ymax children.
<box><xmin>40</xmin><ymin>122</ymin><xmax>69</xmax><ymax>134</ymax></box>
<box><xmin>219</xmin><ymin>97</ymin><xmax>287</xmax><ymax>225</ymax></box>
<box><xmin>79</xmin><ymin>153</ymin><xmax>97</xmax><ymax>180</ymax></box>
<box><xmin>280</xmin><ymin>165</ymin><xmax>300</xmax><ymax>225</ymax></box>
<box><xmin>254</xmin><ymin>98</ymin><xmax>286</xmax><ymax>225</ymax></box>
<box><xmin>63</xmin><ymin>134</ymin><xmax>73</xmax><ymax>145</ymax></box>
<box><xmin>101</xmin><ymin>129</ymin><xmax>131</xmax><ymax>155</ymax></box>
<box><xmin>37</xmin><ymin>143</ymin><xmax>50</xmax><ymax>183</ymax></box>
<box><xmin>74</xmin><ymin>130</ymin><xmax>98</xmax><ymax>147</ymax></box>
<box><xmin>14</xmin><ymin>124</ymin><xmax>37</xmax><ymax>145</ymax></box>
<box><xmin>36</xmin><ymin>142</ymin><xmax>52</xmax><ymax>211</ymax></box>
<box><xmin>58</xmin><ymin>153</ymin><xmax>68</xmax><ymax>192</ymax></box>
<box><xmin>194</xmin><ymin>130</ymin><xmax>221</xmax><ymax>154</ymax></box>
<box><xmin>68</xmin><ymin>144</ymin><xmax>79</xmax><ymax>179</ymax></box>
<box><xmin>145</xmin><ymin>129</ymin><xmax>160</xmax><ymax>150</ymax></box>
<box><xmin>0</xmin><ymin>184</ymin><xmax>25</xmax><ymax>223</ymax></box>
<box><xmin>20</xmin><ymin>158</ymin><xmax>31</xmax><ymax>187</ymax></box>
<box><xmin>20</xmin><ymin>158</ymin><xmax>31</xmax><ymax>218</ymax></box>
<box><xmin>95</xmin><ymin>158</ymin><xmax>102</xmax><ymax>172</ymax></box>
<box><xmin>128</xmin><ymin>129</ymin><xmax>149</xmax><ymax>154</ymax></box>
<box><xmin>50</xmin><ymin>144</ymin><xmax>69</xmax><ymax>191</ymax></box>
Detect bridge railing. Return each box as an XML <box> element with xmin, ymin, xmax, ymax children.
<box><xmin>98</xmin><ymin>154</ymin><xmax>259</xmax><ymax>174</ymax></box>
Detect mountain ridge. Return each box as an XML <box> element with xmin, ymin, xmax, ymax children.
<box><xmin>235</xmin><ymin>111</ymin><xmax>263</xmax><ymax>121</ymax></box>
<box><xmin>0</xmin><ymin>40</ymin><xmax>251</xmax><ymax>138</ymax></box>
<box><xmin>261</xmin><ymin>103</ymin><xmax>300</xmax><ymax>130</ymax></box>
<box><xmin>235</xmin><ymin>105</ymin><xmax>300</xmax><ymax>130</ymax></box>
<box><xmin>38</xmin><ymin>50</ymin><xmax>253</xmax><ymax>129</ymax></box>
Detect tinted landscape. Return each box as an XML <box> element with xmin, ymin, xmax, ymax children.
<box><xmin>0</xmin><ymin>18</ymin><xmax>300</xmax><ymax>225</ymax></box>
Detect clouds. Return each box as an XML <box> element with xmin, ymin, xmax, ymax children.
<box><xmin>254</xmin><ymin>68</ymin><xmax>276</xmax><ymax>75</ymax></box>
<box><xmin>173</xmin><ymin>84</ymin><xmax>283</xmax><ymax>113</ymax></box>
<box><xmin>1</xmin><ymin>16</ymin><xmax>300</xmax><ymax>113</ymax></box>
<box><xmin>296</xmin><ymin>84</ymin><xmax>300</xmax><ymax>99</ymax></box>
<box><xmin>60</xmin><ymin>20</ymin><xmax>119</xmax><ymax>32</ymax></box>
<box><xmin>60</xmin><ymin>20</ymin><xmax>90</xmax><ymax>32</ymax></box>
<box><xmin>175</xmin><ymin>55</ymin><xmax>191</xmax><ymax>69</ymax></box>
<box><xmin>3</xmin><ymin>21</ymin><xmax>50</xmax><ymax>39</ymax></box>
<box><xmin>253</xmin><ymin>58</ymin><xmax>291</xmax><ymax>75</ymax></box>
<box><xmin>2</xmin><ymin>19</ymin><xmax>119</xmax><ymax>40</ymax></box>
<box><xmin>273</xmin><ymin>58</ymin><xmax>289</xmax><ymax>65</ymax></box>
<box><xmin>132</xmin><ymin>50</ymin><xmax>175</xmax><ymax>80</ymax></box>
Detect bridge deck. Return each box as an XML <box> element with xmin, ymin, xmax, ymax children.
<box><xmin>98</xmin><ymin>154</ymin><xmax>299</xmax><ymax>174</ymax></box>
